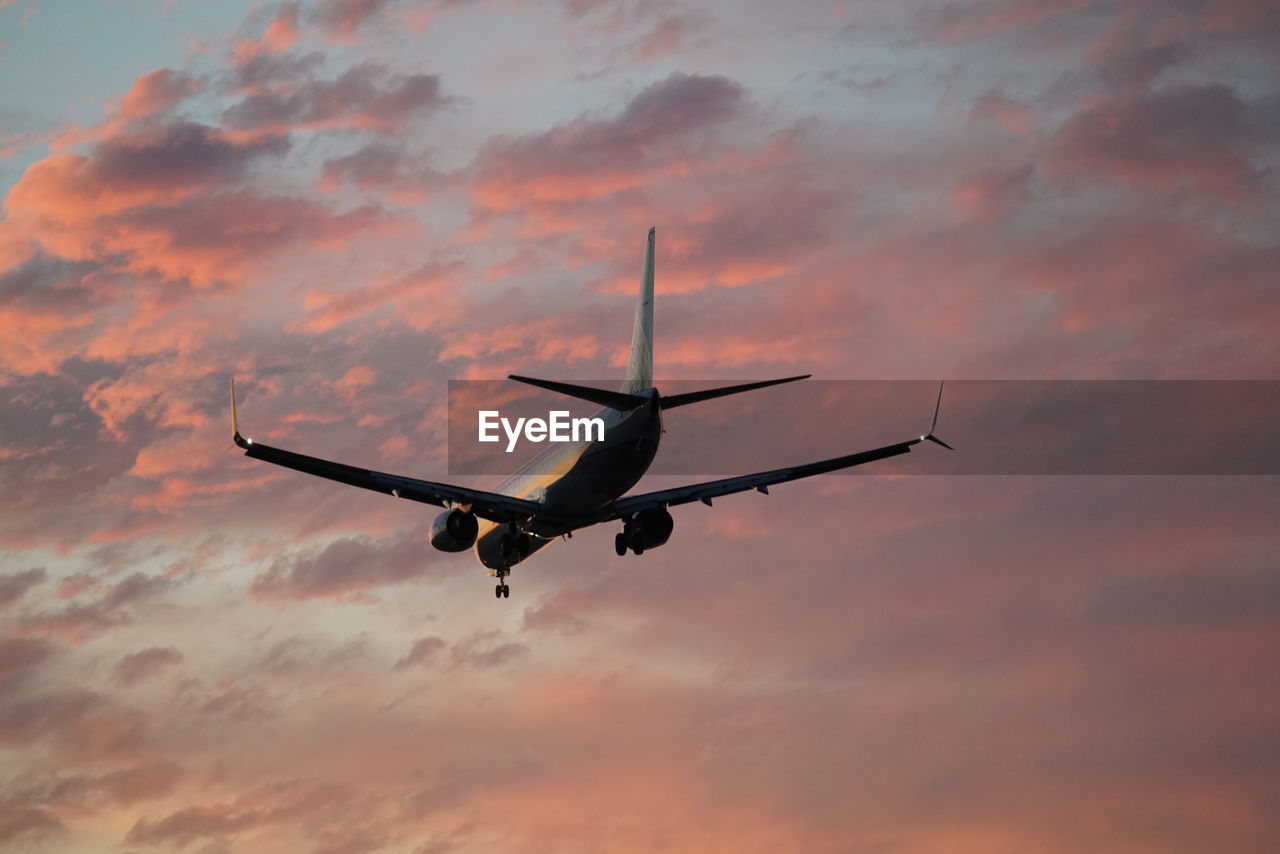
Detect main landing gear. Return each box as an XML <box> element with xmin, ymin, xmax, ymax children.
<box><xmin>498</xmin><ymin>530</ymin><xmax>531</xmax><ymax>561</ymax></box>
<box><xmin>493</xmin><ymin>527</ymin><xmax>528</xmax><ymax>599</ymax></box>
<box><xmin>615</xmin><ymin>529</ymin><xmax>644</xmax><ymax>556</ymax></box>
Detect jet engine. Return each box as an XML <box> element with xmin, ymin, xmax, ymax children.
<box><xmin>430</xmin><ymin>508</ymin><xmax>479</xmax><ymax>552</ymax></box>
<box><xmin>618</xmin><ymin>506</ymin><xmax>674</xmax><ymax>555</ymax></box>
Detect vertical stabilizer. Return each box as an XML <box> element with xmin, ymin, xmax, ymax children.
<box><xmin>622</xmin><ymin>227</ymin><xmax>656</xmax><ymax>393</ymax></box>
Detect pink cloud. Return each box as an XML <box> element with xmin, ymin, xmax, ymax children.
<box><xmin>0</xmin><ymin>636</ymin><xmax>59</xmax><ymax>680</ymax></box>
<box><xmin>0</xmin><ymin>122</ymin><xmax>398</xmax><ymax>292</ymax></box>
<box><xmin>124</xmin><ymin>780</ymin><xmax>353</xmax><ymax>848</ymax></box>
<box><xmin>334</xmin><ymin>365</ymin><xmax>377</xmax><ymax>397</ymax></box>
<box><xmin>293</xmin><ymin>260</ymin><xmax>466</xmax><ymax>333</ymax></box>
<box><xmin>54</xmin><ymin>573</ymin><xmax>98</xmax><ymax>599</ymax></box>
<box><xmin>0</xmin><ymin>806</ymin><xmax>61</xmax><ymax>847</ymax></box>
<box><xmin>1</xmin><ymin>3</ymin><xmax>1277</xmax><ymax>852</ymax></box>
<box><xmin>19</xmin><ymin>123</ymin><xmax>289</xmax><ymax>219</ymax></box>
<box><xmin>263</xmin><ymin>2</ymin><xmax>302</xmax><ymax>52</ymax></box>
<box><xmin>0</xmin><ymin>689</ymin><xmax>146</xmax><ymax>759</ymax></box>
<box><xmin>14</xmin><ymin>761</ymin><xmax>183</xmax><ymax>812</ymax></box>
<box><xmin>471</xmin><ymin>72</ymin><xmax>744</xmax><ymax>209</ymax></box>
<box><xmin>953</xmin><ymin>162</ymin><xmax>1034</xmax><ymax>223</ymax></box>
<box><xmin>1045</xmin><ymin>84</ymin><xmax>1264</xmax><ymax>202</ymax></box>
<box><xmin>7</xmin><ymin>135</ymin><xmax>387</xmax><ymax>285</ymax></box>
<box><xmin>314</xmin><ymin>0</ymin><xmax>397</xmax><ymax>41</ymax></box>
<box><xmin>970</xmin><ymin>88</ymin><xmax>1036</xmax><ymax>133</ymax></box>
<box><xmin>19</xmin><ymin>572</ymin><xmax>172</xmax><ymax>644</ymax></box>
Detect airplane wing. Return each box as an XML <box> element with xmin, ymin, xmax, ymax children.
<box><xmin>230</xmin><ymin>381</ymin><xmax>540</xmax><ymax>525</ymax></box>
<box><xmin>604</xmin><ymin>384</ymin><xmax>952</xmax><ymax>521</ymax></box>
<box><xmin>605</xmin><ymin>440</ymin><xmax>915</xmax><ymax>518</ymax></box>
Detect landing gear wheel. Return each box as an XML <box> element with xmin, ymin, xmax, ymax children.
<box><xmin>501</xmin><ymin>584</ymin><xmax>510</xmax><ymax>598</ymax></box>
<box><xmin>615</xmin><ymin>532</ymin><xmax>627</xmax><ymax>556</ymax></box>
<box><xmin>632</xmin><ymin>539</ymin><xmax>645</xmax><ymax>556</ymax></box>
<box><xmin>494</xmin><ymin>584</ymin><xmax>503</xmax><ymax>598</ymax></box>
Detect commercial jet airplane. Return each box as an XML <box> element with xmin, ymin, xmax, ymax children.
<box><xmin>231</xmin><ymin>228</ymin><xmax>951</xmax><ymax>598</ymax></box>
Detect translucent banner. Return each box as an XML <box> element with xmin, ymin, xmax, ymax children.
<box><xmin>447</xmin><ymin>380</ymin><xmax>1280</xmax><ymax>476</ymax></box>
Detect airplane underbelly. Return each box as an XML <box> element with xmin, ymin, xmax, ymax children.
<box><xmin>475</xmin><ymin>526</ymin><xmax>554</xmax><ymax>569</ymax></box>
<box><xmin>473</xmin><ymin>404</ymin><xmax>662</xmax><ymax>570</ymax></box>
<box><xmin>542</xmin><ymin>428</ymin><xmax>657</xmax><ymax>517</ymax></box>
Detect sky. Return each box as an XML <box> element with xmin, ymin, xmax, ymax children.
<box><xmin>1</xmin><ymin>0</ymin><xmax>1278</xmax><ymax>852</ymax></box>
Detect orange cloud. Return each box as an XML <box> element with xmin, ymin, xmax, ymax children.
<box><xmin>119</xmin><ymin>69</ymin><xmax>202</xmax><ymax>119</ymax></box>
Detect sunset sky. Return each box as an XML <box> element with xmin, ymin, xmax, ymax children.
<box><xmin>2</xmin><ymin>0</ymin><xmax>1278</xmax><ymax>852</ymax></box>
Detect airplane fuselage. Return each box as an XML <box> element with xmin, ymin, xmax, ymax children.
<box><xmin>474</xmin><ymin>391</ymin><xmax>662</xmax><ymax>569</ymax></box>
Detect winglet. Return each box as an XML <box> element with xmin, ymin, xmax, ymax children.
<box><xmin>922</xmin><ymin>381</ymin><xmax>954</xmax><ymax>450</ymax></box>
<box><xmin>231</xmin><ymin>378</ymin><xmax>251</xmax><ymax>449</ymax></box>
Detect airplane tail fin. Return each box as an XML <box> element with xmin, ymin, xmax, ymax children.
<box><xmin>621</xmin><ymin>227</ymin><xmax>655</xmax><ymax>394</ymax></box>
<box><xmin>508</xmin><ymin>230</ymin><xmax>809</xmax><ymax>413</ymax></box>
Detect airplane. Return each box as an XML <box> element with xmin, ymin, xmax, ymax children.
<box><xmin>230</xmin><ymin>227</ymin><xmax>952</xmax><ymax>598</ymax></box>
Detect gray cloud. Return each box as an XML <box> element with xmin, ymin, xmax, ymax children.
<box><xmin>223</xmin><ymin>62</ymin><xmax>444</xmax><ymax>134</ymax></box>
<box><xmin>394</xmin><ymin>636</ymin><xmax>446</xmax><ymax>670</ymax></box>
<box><xmin>0</xmin><ymin>568</ymin><xmax>47</xmax><ymax>608</ymax></box>
<box><xmin>250</xmin><ymin>526</ymin><xmax>455</xmax><ymax>602</ymax></box>
<box><xmin>112</xmin><ymin>646</ymin><xmax>184</xmax><ymax>686</ymax></box>
<box><xmin>0</xmin><ymin>636</ymin><xmax>60</xmax><ymax>681</ymax></box>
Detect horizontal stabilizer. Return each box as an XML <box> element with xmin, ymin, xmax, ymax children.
<box><xmin>509</xmin><ymin>375</ymin><xmax>648</xmax><ymax>410</ymax></box>
<box><xmin>659</xmin><ymin>375</ymin><xmax>811</xmax><ymax>410</ymax></box>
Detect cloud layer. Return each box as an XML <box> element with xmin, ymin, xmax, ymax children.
<box><xmin>1</xmin><ymin>0</ymin><xmax>1277</xmax><ymax>852</ymax></box>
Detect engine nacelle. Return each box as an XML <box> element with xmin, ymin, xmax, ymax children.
<box><xmin>628</xmin><ymin>506</ymin><xmax>674</xmax><ymax>550</ymax></box>
<box><xmin>430</xmin><ymin>508</ymin><xmax>479</xmax><ymax>552</ymax></box>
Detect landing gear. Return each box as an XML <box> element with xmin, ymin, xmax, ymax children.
<box><xmin>499</xmin><ymin>528</ymin><xmax>532</xmax><ymax>561</ymax></box>
<box><xmin>616</xmin><ymin>526</ymin><xmax>645</xmax><ymax>556</ymax></box>
<box><xmin>615</xmin><ymin>509</ymin><xmax>671</xmax><ymax>557</ymax></box>
<box><xmin>492</xmin><ymin>568</ymin><xmax>510</xmax><ymax>599</ymax></box>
